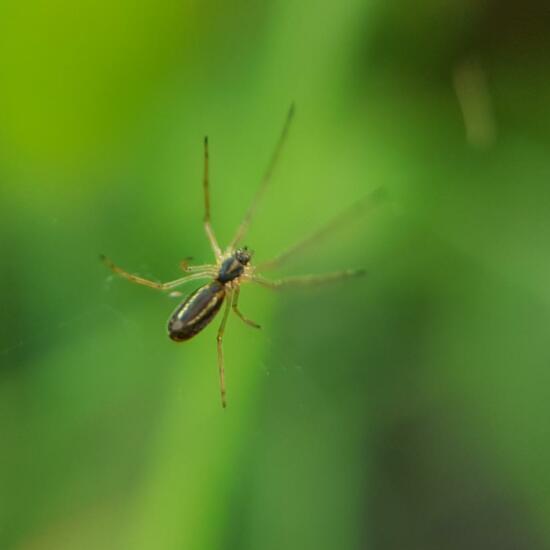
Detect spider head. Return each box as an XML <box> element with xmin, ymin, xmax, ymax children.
<box><xmin>235</xmin><ymin>246</ymin><xmax>252</xmax><ymax>265</ymax></box>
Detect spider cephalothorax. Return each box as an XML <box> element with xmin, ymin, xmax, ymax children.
<box><xmin>234</xmin><ymin>247</ymin><xmax>252</xmax><ymax>265</ymax></box>
<box><xmin>217</xmin><ymin>247</ymin><xmax>253</xmax><ymax>284</ymax></box>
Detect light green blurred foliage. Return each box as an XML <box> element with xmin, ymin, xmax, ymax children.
<box><xmin>2</xmin><ymin>1</ymin><xmax>550</xmax><ymax>549</ymax></box>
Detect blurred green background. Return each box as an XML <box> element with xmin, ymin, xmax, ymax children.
<box><xmin>2</xmin><ymin>1</ymin><xmax>550</xmax><ymax>549</ymax></box>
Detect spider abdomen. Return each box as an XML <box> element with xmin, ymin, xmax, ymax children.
<box><xmin>168</xmin><ymin>281</ymin><xmax>226</xmax><ymax>342</ymax></box>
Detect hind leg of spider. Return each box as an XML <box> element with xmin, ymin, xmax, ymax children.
<box><xmin>232</xmin><ymin>287</ymin><xmax>261</xmax><ymax>329</ymax></box>
<box><xmin>251</xmin><ymin>269</ymin><xmax>366</xmax><ymax>290</ymax></box>
<box><xmin>101</xmin><ymin>255</ymin><xmax>212</xmax><ymax>290</ymax></box>
<box><xmin>216</xmin><ymin>292</ymin><xmax>233</xmax><ymax>408</ymax></box>
<box><xmin>202</xmin><ymin>136</ymin><xmax>222</xmax><ymax>261</ymax></box>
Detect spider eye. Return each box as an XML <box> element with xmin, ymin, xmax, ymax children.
<box><xmin>236</xmin><ymin>248</ymin><xmax>252</xmax><ymax>265</ymax></box>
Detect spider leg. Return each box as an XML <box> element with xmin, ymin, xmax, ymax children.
<box><xmin>203</xmin><ymin>136</ymin><xmax>222</xmax><ymax>261</ymax></box>
<box><xmin>251</xmin><ymin>269</ymin><xmax>366</xmax><ymax>290</ymax></box>
<box><xmin>257</xmin><ymin>187</ymin><xmax>385</xmax><ymax>271</ymax></box>
<box><xmin>101</xmin><ymin>255</ymin><xmax>212</xmax><ymax>291</ymax></box>
<box><xmin>179</xmin><ymin>259</ymin><xmax>218</xmax><ymax>275</ymax></box>
<box><xmin>217</xmin><ymin>290</ymin><xmax>233</xmax><ymax>408</ymax></box>
<box><xmin>228</xmin><ymin>104</ymin><xmax>295</xmax><ymax>252</ymax></box>
<box><xmin>232</xmin><ymin>287</ymin><xmax>261</xmax><ymax>329</ymax></box>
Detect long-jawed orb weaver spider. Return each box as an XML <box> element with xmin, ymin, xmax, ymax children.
<box><xmin>101</xmin><ymin>105</ymin><xmax>369</xmax><ymax>408</ymax></box>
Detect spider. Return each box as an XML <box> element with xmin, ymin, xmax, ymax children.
<box><xmin>101</xmin><ymin>105</ymin><xmax>368</xmax><ymax>408</ymax></box>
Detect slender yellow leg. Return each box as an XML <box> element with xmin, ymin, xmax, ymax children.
<box><xmin>232</xmin><ymin>287</ymin><xmax>261</xmax><ymax>329</ymax></box>
<box><xmin>251</xmin><ymin>269</ymin><xmax>366</xmax><ymax>290</ymax></box>
<box><xmin>228</xmin><ymin>104</ymin><xmax>295</xmax><ymax>251</ymax></box>
<box><xmin>203</xmin><ymin>136</ymin><xmax>222</xmax><ymax>260</ymax></box>
<box><xmin>101</xmin><ymin>255</ymin><xmax>211</xmax><ymax>290</ymax></box>
<box><xmin>257</xmin><ymin>187</ymin><xmax>385</xmax><ymax>271</ymax></box>
<box><xmin>180</xmin><ymin>259</ymin><xmax>218</xmax><ymax>275</ymax></box>
<box><xmin>216</xmin><ymin>291</ymin><xmax>233</xmax><ymax>408</ymax></box>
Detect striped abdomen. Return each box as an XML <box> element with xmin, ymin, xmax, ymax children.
<box><xmin>168</xmin><ymin>281</ymin><xmax>225</xmax><ymax>342</ymax></box>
